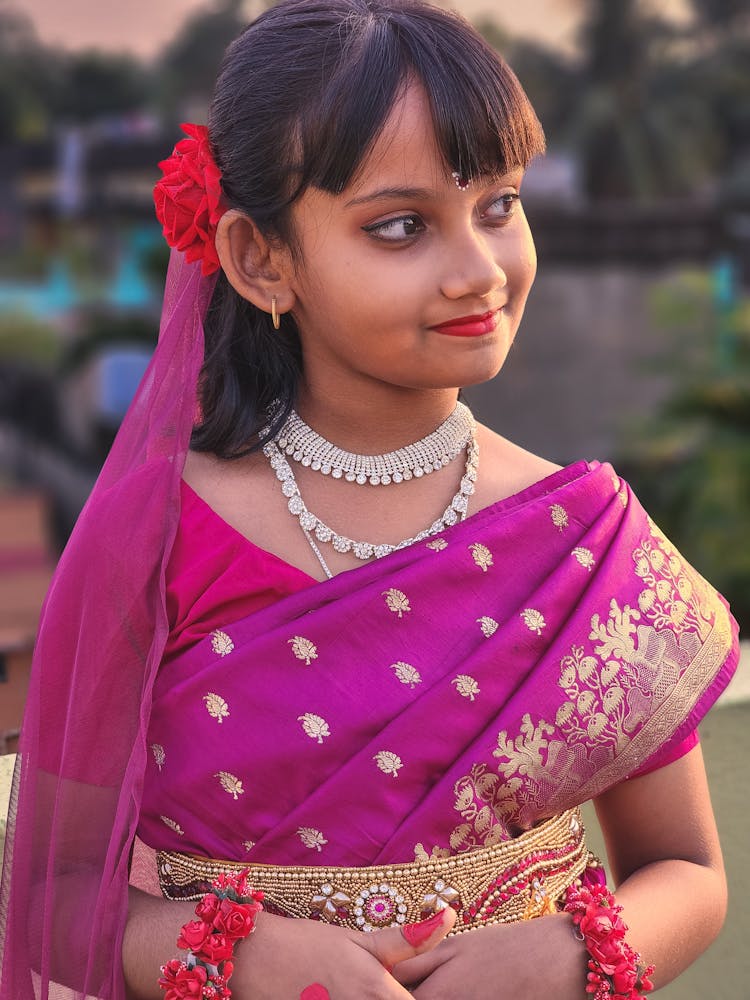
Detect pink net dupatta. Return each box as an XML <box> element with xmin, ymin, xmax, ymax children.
<box><xmin>0</xmin><ymin>253</ymin><xmax>216</xmax><ymax>1000</ymax></box>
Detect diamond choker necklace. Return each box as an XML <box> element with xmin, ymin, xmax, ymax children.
<box><xmin>275</xmin><ymin>400</ymin><xmax>474</xmax><ymax>486</ymax></box>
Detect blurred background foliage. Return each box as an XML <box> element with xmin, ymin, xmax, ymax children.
<box><xmin>0</xmin><ymin>0</ymin><xmax>748</xmax><ymax>628</ymax></box>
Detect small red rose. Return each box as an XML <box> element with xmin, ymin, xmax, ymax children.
<box><xmin>158</xmin><ymin>959</ymin><xmax>208</xmax><ymax>999</ymax></box>
<box><xmin>195</xmin><ymin>893</ymin><xmax>221</xmax><ymax>924</ymax></box>
<box><xmin>215</xmin><ymin>897</ymin><xmax>261</xmax><ymax>941</ymax></box>
<box><xmin>195</xmin><ymin>932</ymin><xmax>234</xmax><ymax>965</ymax></box>
<box><xmin>176</xmin><ymin>919</ymin><xmax>214</xmax><ymax>954</ymax></box>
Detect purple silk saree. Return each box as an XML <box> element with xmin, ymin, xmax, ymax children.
<box><xmin>139</xmin><ymin>460</ymin><xmax>739</xmax><ymax>870</ymax></box>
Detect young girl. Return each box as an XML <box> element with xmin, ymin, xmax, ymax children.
<box><xmin>0</xmin><ymin>2</ymin><xmax>739</xmax><ymax>999</ymax></box>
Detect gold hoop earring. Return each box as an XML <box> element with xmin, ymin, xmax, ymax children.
<box><xmin>271</xmin><ymin>295</ymin><xmax>281</xmax><ymax>331</ymax></box>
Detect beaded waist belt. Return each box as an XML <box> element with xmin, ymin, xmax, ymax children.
<box><xmin>157</xmin><ymin>808</ymin><xmax>593</xmax><ymax>935</ymax></box>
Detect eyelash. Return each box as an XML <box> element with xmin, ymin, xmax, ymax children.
<box><xmin>362</xmin><ymin>193</ymin><xmax>520</xmax><ymax>243</ymax></box>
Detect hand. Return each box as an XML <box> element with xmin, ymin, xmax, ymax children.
<box><xmin>392</xmin><ymin>912</ymin><xmax>587</xmax><ymax>1000</ymax></box>
<box><xmin>233</xmin><ymin>907</ymin><xmax>456</xmax><ymax>999</ymax></box>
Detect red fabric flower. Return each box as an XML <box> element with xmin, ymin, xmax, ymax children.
<box><xmin>215</xmin><ymin>897</ymin><xmax>262</xmax><ymax>941</ymax></box>
<box><xmin>195</xmin><ymin>932</ymin><xmax>234</xmax><ymax>965</ymax></box>
<box><xmin>158</xmin><ymin>959</ymin><xmax>208</xmax><ymax>999</ymax></box>
<box><xmin>195</xmin><ymin>893</ymin><xmax>221</xmax><ymax>925</ymax></box>
<box><xmin>176</xmin><ymin>919</ymin><xmax>213</xmax><ymax>954</ymax></box>
<box><xmin>153</xmin><ymin>123</ymin><xmax>226</xmax><ymax>277</ymax></box>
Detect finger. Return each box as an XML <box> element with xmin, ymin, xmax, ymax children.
<box><xmin>391</xmin><ymin>945</ymin><xmax>449</xmax><ymax>986</ymax></box>
<box><xmin>355</xmin><ymin>907</ymin><xmax>456</xmax><ymax>968</ymax></box>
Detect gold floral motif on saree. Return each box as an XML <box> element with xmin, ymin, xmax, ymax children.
<box><xmin>297</xmin><ymin>827</ymin><xmax>328</xmax><ymax>852</ymax></box>
<box><xmin>469</xmin><ymin>543</ymin><xmax>493</xmax><ymax>571</ymax></box>
<box><xmin>210</xmin><ymin>629</ymin><xmax>234</xmax><ymax>657</ymax></box>
<box><xmin>298</xmin><ymin>713</ymin><xmax>331</xmax><ymax>743</ymax></box>
<box><xmin>448</xmin><ymin>524</ymin><xmax>733</xmax><ymax>837</ymax></box>
<box><xmin>288</xmin><ymin>635</ymin><xmax>318</xmax><ymax>665</ymax></box>
<box><xmin>214</xmin><ymin>771</ymin><xmax>244</xmax><ymax>799</ymax></box>
<box><xmin>203</xmin><ymin>692</ymin><xmax>230</xmax><ymax>723</ymax></box>
<box><xmin>477</xmin><ymin>616</ymin><xmax>499</xmax><ymax>638</ymax></box>
<box><xmin>453</xmin><ymin>675</ymin><xmax>480</xmax><ymax>701</ymax></box>
<box><xmin>151</xmin><ymin>743</ymin><xmax>165</xmax><ymax>770</ymax></box>
<box><xmin>374</xmin><ymin>751</ymin><xmax>403</xmax><ymax>776</ymax></box>
<box><xmin>383</xmin><ymin>588</ymin><xmax>411</xmax><ymax>617</ymax></box>
<box><xmin>160</xmin><ymin>815</ymin><xmax>184</xmax><ymax>836</ymax></box>
<box><xmin>390</xmin><ymin>661</ymin><xmax>422</xmax><ymax>688</ymax></box>
<box><xmin>549</xmin><ymin>504</ymin><xmax>569</xmax><ymax>530</ymax></box>
<box><xmin>521</xmin><ymin>609</ymin><xmax>546</xmax><ymax>635</ymax></box>
<box><xmin>572</xmin><ymin>547</ymin><xmax>596</xmax><ymax>571</ymax></box>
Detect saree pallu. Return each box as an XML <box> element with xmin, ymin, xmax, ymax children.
<box><xmin>140</xmin><ymin>460</ymin><xmax>738</xmax><ymax>916</ymax></box>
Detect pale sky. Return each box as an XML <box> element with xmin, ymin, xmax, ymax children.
<box><xmin>14</xmin><ymin>0</ymin><xmax>692</xmax><ymax>60</ymax></box>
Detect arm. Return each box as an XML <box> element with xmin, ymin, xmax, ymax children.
<box><xmin>592</xmin><ymin>742</ymin><xmax>727</xmax><ymax>985</ymax></box>
<box><xmin>123</xmin><ymin>885</ymin><xmax>456</xmax><ymax>1000</ymax></box>
<box><xmin>393</xmin><ymin>744</ymin><xmax>726</xmax><ymax>998</ymax></box>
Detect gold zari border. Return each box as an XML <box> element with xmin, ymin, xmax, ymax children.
<box><xmin>157</xmin><ymin>807</ymin><xmax>592</xmax><ymax>934</ymax></box>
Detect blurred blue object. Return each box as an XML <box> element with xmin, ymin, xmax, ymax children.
<box><xmin>97</xmin><ymin>346</ymin><xmax>151</xmax><ymax>422</ymax></box>
<box><xmin>0</xmin><ymin>258</ymin><xmax>76</xmax><ymax>319</ymax></box>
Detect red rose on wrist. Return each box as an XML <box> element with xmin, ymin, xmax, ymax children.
<box><xmin>195</xmin><ymin>932</ymin><xmax>234</xmax><ymax>964</ymax></box>
<box><xmin>153</xmin><ymin>123</ymin><xmax>225</xmax><ymax>277</ymax></box>
<box><xmin>176</xmin><ymin>919</ymin><xmax>213</xmax><ymax>954</ymax></box>
<box><xmin>611</xmin><ymin>962</ymin><xmax>640</xmax><ymax>995</ymax></box>
<box><xmin>158</xmin><ymin>959</ymin><xmax>208</xmax><ymax>999</ymax></box>
<box><xmin>215</xmin><ymin>897</ymin><xmax>260</xmax><ymax>940</ymax></box>
<box><xmin>195</xmin><ymin>893</ymin><xmax>221</xmax><ymax>925</ymax></box>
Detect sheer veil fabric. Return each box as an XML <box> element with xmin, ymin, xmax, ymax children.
<box><xmin>0</xmin><ymin>253</ymin><xmax>217</xmax><ymax>999</ymax></box>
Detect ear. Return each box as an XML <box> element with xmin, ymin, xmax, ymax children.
<box><xmin>214</xmin><ymin>209</ymin><xmax>296</xmax><ymax>319</ymax></box>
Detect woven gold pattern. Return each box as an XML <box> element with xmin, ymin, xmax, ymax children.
<box><xmin>157</xmin><ymin>808</ymin><xmax>591</xmax><ymax>934</ymax></box>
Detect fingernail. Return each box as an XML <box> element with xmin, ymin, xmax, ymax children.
<box><xmin>300</xmin><ymin>986</ymin><xmax>330</xmax><ymax>1000</ymax></box>
<box><xmin>401</xmin><ymin>909</ymin><xmax>446</xmax><ymax>947</ymax></box>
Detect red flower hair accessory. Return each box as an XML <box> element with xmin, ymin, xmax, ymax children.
<box><xmin>154</xmin><ymin>123</ymin><xmax>227</xmax><ymax>276</ymax></box>
<box><xmin>563</xmin><ymin>866</ymin><xmax>655</xmax><ymax>1000</ymax></box>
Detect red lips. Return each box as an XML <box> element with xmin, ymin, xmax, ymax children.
<box><xmin>429</xmin><ymin>309</ymin><xmax>499</xmax><ymax>337</ymax></box>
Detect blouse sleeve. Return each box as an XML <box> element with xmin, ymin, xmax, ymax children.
<box><xmin>628</xmin><ymin>729</ymin><xmax>700</xmax><ymax>779</ymax></box>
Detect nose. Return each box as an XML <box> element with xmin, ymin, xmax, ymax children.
<box><xmin>438</xmin><ymin>229</ymin><xmax>508</xmax><ymax>301</ymax></box>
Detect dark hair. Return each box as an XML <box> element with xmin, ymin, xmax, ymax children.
<box><xmin>192</xmin><ymin>0</ymin><xmax>546</xmax><ymax>458</ymax></box>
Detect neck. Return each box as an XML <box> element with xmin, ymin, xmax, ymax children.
<box><xmin>295</xmin><ymin>382</ymin><xmax>461</xmax><ymax>454</ymax></box>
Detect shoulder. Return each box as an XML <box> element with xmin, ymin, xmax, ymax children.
<box><xmin>472</xmin><ymin>423</ymin><xmax>562</xmax><ymax>509</ymax></box>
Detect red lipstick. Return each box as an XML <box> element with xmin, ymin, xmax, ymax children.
<box><xmin>429</xmin><ymin>309</ymin><xmax>499</xmax><ymax>337</ymax></box>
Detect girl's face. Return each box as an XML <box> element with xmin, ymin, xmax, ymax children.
<box><xmin>285</xmin><ymin>81</ymin><xmax>538</xmax><ymax>401</ymax></box>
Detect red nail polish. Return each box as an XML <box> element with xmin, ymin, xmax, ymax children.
<box><xmin>300</xmin><ymin>985</ymin><xmax>330</xmax><ymax>1000</ymax></box>
<box><xmin>401</xmin><ymin>909</ymin><xmax>446</xmax><ymax>947</ymax></box>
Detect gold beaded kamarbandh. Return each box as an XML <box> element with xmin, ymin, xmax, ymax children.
<box><xmin>157</xmin><ymin>808</ymin><xmax>592</xmax><ymax>934</ymax></box>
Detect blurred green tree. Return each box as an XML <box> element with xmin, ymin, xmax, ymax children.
<box><xmin>158</xmin><ymin>0</ymin><xmax>248</xmax><ymax>126</ymax></box>
<box><xmin>55</xmin><ymin>51</ymin><xmax>151</xmax><ymax>123</ymax></box>
<box><xmin>624</xmin><ymin>270</ymin><xmax>750</xmax><ymax>631</ymax></box>
<box><xmin>568</xmin><ymin>0</ymin><xmax>716</xmax><ymax>201</ymax></box>
<box><xmin>0</xmin><ymin>5</ymin><xmax>60</xmax><ymax>140</ymax></box>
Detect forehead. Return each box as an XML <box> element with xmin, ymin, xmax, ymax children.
<box><xmin>346</xmin><ymin>81</ymin><xmax>447</xmax><ymax>193</ymax></box>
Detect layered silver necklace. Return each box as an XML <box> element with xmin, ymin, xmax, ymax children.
<box><xmin>263</xmin><ymin>402</ymin><xmax>478</xmax><ymax>579</ymax></box>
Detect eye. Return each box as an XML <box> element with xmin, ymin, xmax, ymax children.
<box><xmin>481</xmin><ymin>193</ymin><xmax>520</xmax><ymax>222</ymax></box>
<box><xmin>362</xmin><ymin>214</ymin><xmax>426</xmax><ymax>242</ymax></box>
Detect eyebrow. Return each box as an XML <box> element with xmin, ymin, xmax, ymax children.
<box><xmin>344</xmin><ymin>186</ymin><xmax>437</xmax><ymax>208</ymax></box>
<box><xmin>344</xmin><ymin>171</ymin><xmax>523</xmax><ymax>209</ymax></box>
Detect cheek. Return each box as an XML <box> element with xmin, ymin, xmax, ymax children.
<box><xmin>509</xmin><ymin>238</ymin><xmax>537</xmax><ymax>304</ymax></box>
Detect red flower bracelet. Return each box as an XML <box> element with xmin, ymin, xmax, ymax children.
<box><xmin>563</xmin><ymin>867</ymin><xmax>654</xmax><ymax>1000</ymax></box>
<box><xmin>158</xmin><ymin>870</ymin><xmax>264</xmax><ymax>1000</ymax></box>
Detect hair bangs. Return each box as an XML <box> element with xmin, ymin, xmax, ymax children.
<box><xmin>288</xmin><ymin>2</ymin><xmax>545</xmax><ymax>199</ymax></box>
